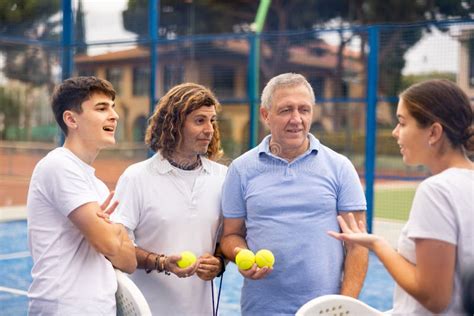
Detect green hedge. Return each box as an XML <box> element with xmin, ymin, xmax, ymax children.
<box><xmin>315</xmin><ymin>129</ymin><xmax>400</xmax><ymax>156</ymax></box>
<box><xmin>5</xmin><ymin>125</ymin><xmax>57</xmax><ymax>142</ymax></box>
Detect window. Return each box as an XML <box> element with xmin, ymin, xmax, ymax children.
<box><xmin>132</xmin><ymin>66</ymin><xmax>150</xmax><ymax>96</ymax></box>
<box><xmin>106</xmin><ymin>67</ymin><xmax>123</xmax><ymax>94</ymax></box>
<box><xmin>341</xmin><ymin>80</ymin><xmax>349</xmax><ymax>98</ymax></box>
<box><xmin>212</xmin><ymin>65</ymin><xmax>235</xmax><ymax>97</ymax></box>
<box><xmin>163</xmin><ymin>64</ymin><xmax>184</xmax><ymax>92</ymax></box>
<box><xmin>77</xmin><ymin>68</ymin><xmax>95</xmax><ymax>77</ymax></box>
<box><xmin>308</xmin><ymin>76</ymin><xmax>325</xmax><ymax>99</ymax></box>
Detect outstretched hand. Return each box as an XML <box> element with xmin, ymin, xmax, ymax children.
<box><xmin>97</xmin><ymin>191</ymin><xmax>119</xmax><ymax>223</ymax></box>
<box><xmin>327</xmin><ymin>212</ymin><xmax>381</xmax><ymax>250</ymax></box>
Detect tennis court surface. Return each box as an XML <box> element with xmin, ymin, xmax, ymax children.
<box><xmin>0</xmin><ymin>219</ymin><xmax>394</xmax><ymax>315</ymax></box>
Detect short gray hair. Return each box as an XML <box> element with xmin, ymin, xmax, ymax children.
<box><xmin>260</xmin><ymin>73</ymin><xmax>316</xmax><ymax>109</ymax></box>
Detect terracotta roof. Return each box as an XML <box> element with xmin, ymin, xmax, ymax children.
<box><xmin>75</xmin><ymin>47</ymin><xmax>149</xmax><ymax>62</ymax></box>
<box><xmin>75</xmin><ymin>38</ymin><xmax>363</xmax><ymax>71</ymax></box>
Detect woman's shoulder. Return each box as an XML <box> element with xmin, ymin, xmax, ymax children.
<box><xmin>418</xmin><ymin>167</ymin><xmax>473</xmax><ymax>195</ymax></box>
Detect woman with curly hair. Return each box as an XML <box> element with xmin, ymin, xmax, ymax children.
<box><xmin>112</xmin><ymin>83</ymin><xmax>228</xmax><ymax>315</ymax></box>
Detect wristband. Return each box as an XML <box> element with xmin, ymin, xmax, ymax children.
<box><xmin>216</xmin><ymin>255</ymin><xmax>225</xmax><ymax>278</ymax></box>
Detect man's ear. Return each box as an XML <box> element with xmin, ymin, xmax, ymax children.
<box><xmin>260</xmin><ymin>106</ymin><xmax>270</xmax><ymax>127</ymax></box>
<box><xmin>63</xmin><ymin>110</ymin><xmax>77</xmax><ymax>129</ymax></box>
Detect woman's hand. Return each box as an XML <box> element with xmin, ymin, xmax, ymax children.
<box><xmin>328</xmin><ymin>212</ymin><xmax>382</xmax><ymax>251</ymax></box>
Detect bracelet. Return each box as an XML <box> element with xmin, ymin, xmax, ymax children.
<box><xmin>216</xmin><ymin>255</ymin><xmax>226</xmax><ymax>278</ymax></box>
<box><xmin>158</xmin><ymin>254</ymin><xmax>171</xmax><ymax>275</ymax></box>
<box><xmin>145</xmin><ymin>253</ymin><xmax>170</xmax><ymax>275</ymax></box>
<box><xmin>145</xmin><ymin>252</ymin><xmax>158</xmax><ymax>274</ymax></box>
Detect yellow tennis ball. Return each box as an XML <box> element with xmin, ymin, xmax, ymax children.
<box><xmin>255</xmin><ymin>249</ymin><xmax>275</xmax><ymax>268</ymax></box>
<box><xmin>235</xmin><ymin>249</ymin><xmax>255</xmax><ymax>270</ymax></box>
<box><xmin>177</xmin><ymin>251</ymin><xmax>196</xmax><ymax>268</ymax></box>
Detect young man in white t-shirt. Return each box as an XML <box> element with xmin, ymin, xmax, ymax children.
<box><xmin>27</xmin><ymin>76</ymin><xmax>137</xmax><ymax>315</ymax></box>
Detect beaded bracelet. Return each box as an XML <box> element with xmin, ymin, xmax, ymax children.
<box><xmin>158</xmin><ymin>254</ymin><xmax>171</xmax><ymax>275</ymax></box>
<box><xmin>144</xmin><ymin>252</ymin><xmax>170</xmax><ymax>275</ymax></box>
<box><xmin>145</xmin><ymin>252</ymin><xmax>158</xmax><ymax>274</ymax></box>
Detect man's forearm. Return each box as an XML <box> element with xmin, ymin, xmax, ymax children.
<box><xmin>220</xmin><ymin>234</ymin><xmax>248</xmax><ymax>261</ymax></box>
<box><xmin>340</xmin><ymin>244</ymin><xmax>369</xmax><ymax>297</ymax></box>
<box><xmin>106</xmin><ymin>224</ymin><xmax>137</xmax><ymax>274</ymax></box>
<box><xmin>135</xmin><ymin>246</ymin><xmax>157</xmax><ymax>270</ymax></box>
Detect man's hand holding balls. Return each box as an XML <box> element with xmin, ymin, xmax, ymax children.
<box><xmin>234</xmin><ymin>247</ymin><xmax>274</xmax><ymax>280</ymax></box>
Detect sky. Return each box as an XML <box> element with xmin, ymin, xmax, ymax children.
<box><xmin>81</xmin><ymin>0</ymin><xmax>136</xmax><ymax>52</ymax></box>
<box><xmin>403</xmin><ymin>27</ymin><xmax>458</xmax><ymax>75</ymax></box>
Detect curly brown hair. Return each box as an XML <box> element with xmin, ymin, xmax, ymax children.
<box><xmin>145</xmin><ymin>83</ymin><xmax>223</xmax><ymax>161</ymax></box>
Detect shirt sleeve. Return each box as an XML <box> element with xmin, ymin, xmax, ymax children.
<box><xmin>406</xmin><ymin>180</ymin><xmax>457</xmax><ymax>245</ymax></box>
<box><xmin>221</xmin><ymin>163</ymin><xmax>246</xmax><ymax>218</ymax></box>
<box><xmin>44</xmin><ymin>159</ymin><xmax>100</xmax><ymax>217</ymax></box>
<box><xmin>110</xmin><ymin>170</ymin><xmax>141</xmax><ymax>231</ymax></box>
<box><xmin>336</xmin><ymin>157</ymin><xmax>367</xmax><ymax>212</ymax></box>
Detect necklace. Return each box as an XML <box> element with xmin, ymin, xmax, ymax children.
<box><xmin>168</xmin><ymin>157</ymin><xmax>202</xmax><ymax>170</ymax></box>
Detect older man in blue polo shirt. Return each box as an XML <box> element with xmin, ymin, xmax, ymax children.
<box><xmin>220</xmin><ymin>72</ymin><xmax>368</xmax><ymax>315</ymax></box>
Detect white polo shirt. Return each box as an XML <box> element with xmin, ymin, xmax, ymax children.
<box><xmin>111</xmin><ymin>152</ymin><xmax>227</xmax><ymax>315</ymax></box>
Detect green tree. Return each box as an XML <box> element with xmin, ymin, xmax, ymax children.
<box><xmin>0</xmin><ymin>87</ymin><xmax>21</xmax><ymax>140</ymax></box>
<box><xmin>122</xmin><ymin>0</ymin><xmax>471</xmax><ymax>94</ymax></box>
<box><xmin>75</xmin><ymin>0</ymin><xmax>87</xmax><ymax>55</ymax></box>
<box><xmin>0</xmin><ymin>0</ymin><xmax>60</xmax><ymax>140</ymax></box>
<box><xmin>0</xmin><ymin>0</ymin><xmax>60</xmax><ymax>84</ymax></box>
<box><xmin>122</xmin><ymin>0</ymin><xmax>471</xmax><ymax>134</ymax></box>
<box><xmin>0</xmin><ymin>0</ymin><xmax>59</xmax><ymax>36</ymax></box>
<box><xmin>350</xmin><ymin>0</ymin><xmax>471</xmax><ymax>97</ymax></box>
<box><xmin>402</xmin><ymin>71</ymin><xmax>457</xmax><ymax>90</ymax></box>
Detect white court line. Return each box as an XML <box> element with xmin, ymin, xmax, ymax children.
<box><xmin>0</xmin><ymin>286</ymin><xmax>28</xmax><ymax>296</ymax></box>
<box><xmin>0</xmin><ymin>251</ymin><xmax>30</xmax><ymax>260</ymax></box>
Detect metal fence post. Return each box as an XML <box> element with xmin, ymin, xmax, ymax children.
<box><xmin>248</xmin><ymin>0</ymin><xmax>271</xmax><ymax>149</ymax></box>
<box><xmin>365</xmin><ymin>26</ymin><xmax>379</xmax><ymax>233</ymax></box>
<box><xmin>61</xmin><ymin>0</ymin><xmax>73</xmax><ymax>81</ymax></box>
<box><xmin>148</xmin><ymin>0</ymin><xmax>159</xmax><ymax>157</ymax></box>
<box><xmin>60</xmin><ymin>0</ymin><xmax>73</xmax><ymax>145</ymax></box>
<box><xmin>248</xmin><ymin>33</ymin><xmax>259</xmax><ymax>149</ymax></box>
<box><xmin>149</xmin><ymin>0</ymin><xmax>159</xmax><ymax>114</ymax></box>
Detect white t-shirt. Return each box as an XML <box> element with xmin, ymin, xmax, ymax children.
<box><xmin>27</xmin><ymin>147</ymin><xmax>117</xmax><ymax>315</ymax></box>
<box><xmin>111</xmin><ymin>153</ymin><xmax>227</xmax><ymax>315</ymax></box>
<box><xmin>394</xmin><ymin>168</ymin><xmax>474</xmax><ymax>315</ymax></box>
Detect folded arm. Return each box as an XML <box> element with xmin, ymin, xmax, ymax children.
<box><xmin>68</xmin><ymin>201</ymin><xmax>137</xmax><ymax>273</ymax></box>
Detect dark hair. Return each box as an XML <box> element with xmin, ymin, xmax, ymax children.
<box><xmin>400</xmin><ymin>79</ymin><xmax>474</xmax><ymax>152</ymax></box>
<box><xmin>145</xmin><ymin>83</ymin><xmax>223</xmax><ymax>161</ymax></box>
<box><xmin>51</xmin><ymin>76</ymin><xmax>116</xmax><ymax>135</ymax></box>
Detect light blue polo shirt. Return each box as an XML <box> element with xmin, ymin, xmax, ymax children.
<box><xmin>222</xmin><ymin>134</ymin><xmax>366</xmax><ymax>315</ymax></box>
